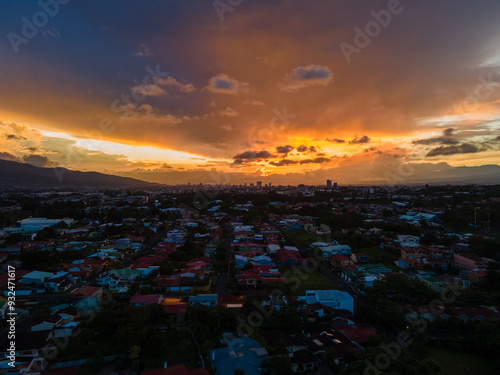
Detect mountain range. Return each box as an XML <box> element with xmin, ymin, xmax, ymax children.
<box><xmin>0</xmin><ymin>159</ymin><xmax>158</xmax><ymax>188</ymax></box>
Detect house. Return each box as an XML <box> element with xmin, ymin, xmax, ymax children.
<box><xmin>19</xmin><ymin>271</ymin><xmax>54</xmax><ymax>286</ymax></box>
<box><xmin>291</xmin><ymin>350</ymin><xmax>321</xmax><ymax>373</ymax></box>
<box><xmin>437</xmin><ymin>274</ymin><xmax>471</xmax><ymax>289</ymax></box>
<box><xmin>218</xmin><ymin>296</ymin><xmax>245</xmax><ymax>308</ymax></box>
<box><xmin>161</xmin><ymin>297</ymin><xmax>187</xmax><ymax>319</ymax></box>
<box><xmin>97</xmin><ymin>273</ymin><xmax>125</xmax><ymax>291</ymax></box>
<box><xmin>156</xmin><ymin>276</ymin><xmax>194</xmax><ymax>292</ymax></box>
<box><xmin>358</xmin><ymin>264</ymin><xmax>392</xmax><ymax>275</ymax></box>
<box><xmin>30</xmin><ymin>314</ymin><xmax>64</xmax><ymax>332</ymax></box>
<box><xmin>397</xmin><ymin>235</ymin><xmax>419</xmax><ymax>247</ymax></box>
<box><xmin>320</xmin><ymin>245</ymin><xmax>352</xmax><ymax>256</ymax></box>
<box><xmin>467</xmin><ymin>269</ymin><xmax>488</xmax><ymax>284</ymax></box>
<box><xmin>211</xmin><ymin>333</ymin><xmax>269</xmax><ymax>375</ymax></box>
<box><xmin>330</xmin><ymin>255</ymin><xmax>354</xmax><ymax>268</ymax></box>
<box><xmin>276</xmin><ymin>248</ymin><xmax>303</xmax><ymax>266</ymax></box>
<box><xmin>70</xmin><ymin>286</ymin><xmax>103</xmax><ymax>300</ymax></box>
<box><xmin>130</xmin><ymin>294</ymin><xmax>163</xmax><ymax>307</ymax></box>
<box><xmin>351</xmin><ymin>253</ymin><xmax>368</xmax><ymax>263</ymax></box>
<box><xmin>304</xmin><ymin>303</ymin><xmax>354</xmax><ymax>324</ymax></box>
<box><xmin>300</xmin><ymin>290</ymin><xmax>354</xmax><ymax>314</ymax></box>
<box><xmin>188</xmin><ymin>294</ymin><xmax>218</xmax><ymax>306</ymax></box>
<box><xmin>397</xmin><ymin>257</ymin><xmax>420</xmax><ymax>269</ymax></box>
<box><xmin>410</xmin><ymin>272</ymin><xmax>445</xmax><ymax>292</ymax></box>
<box><xmin>44</xmin><ymin>272</ymin><xmax>73</xmax><ymax>292</ymax></box>
<box><xmin>109</xmin><ymin>268</ymin><xmax>142</xmax><ymax>283</ymax></box>
<box><xmin>454</xmin><ymin>253</ymin><xmax>486</xmax><ymax>271</ymax></box>
<box><xmin>304</xmin><ymin>327</ymin><xmax>361</xmax><ymax>365</ymax></box>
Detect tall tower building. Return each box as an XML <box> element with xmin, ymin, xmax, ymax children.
<box><xmin>326</xmin><ymin>179</ymin><xmax>332</xmax><ymax>188</ymax></box>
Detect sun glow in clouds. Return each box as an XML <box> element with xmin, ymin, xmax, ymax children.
<box><xmin>40</xmin><ymin>130</ymin><xmax>208</xmax><ymax>164</ymax></box>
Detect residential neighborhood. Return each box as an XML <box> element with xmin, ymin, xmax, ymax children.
<box><xmin>0</xmin><ymin>184</ymin><xmax>499</xmax><ymax>374</ymax></box>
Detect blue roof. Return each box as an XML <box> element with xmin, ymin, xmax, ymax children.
<box><xmin>211</xmin><ymin>337</ymin><xmax>268</xmax><ymax>375</ymax></box>
<box><xmin>189</xmin><ymin>294</ymin><xmax>218</xmax><ymax>303</ymax></box>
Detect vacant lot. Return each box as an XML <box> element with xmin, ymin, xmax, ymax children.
<box><xmin>427</xmin><ymin>346</ymin><xmax>496</xmax><ymax>375</ymax></box>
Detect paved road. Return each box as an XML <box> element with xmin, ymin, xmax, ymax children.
<box><xmin>318</xmin><ymin>264</ymin><xmax>363</xmax><ymax>306</ymax></box>
<box><xmin>274</xmin><ymin>221</ymin><xmax>363</xmax><ymax>305</ymax></box>
<box><xmin>215</xmin><ymin>224</ymin><xmax>232</xmax><ymax>296</ymax></box>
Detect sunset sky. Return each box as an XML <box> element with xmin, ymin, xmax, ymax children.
<box><xmin>1</xmin><ymin>0</ymin><xmax>500</xmax><ymax>185</ymax></box>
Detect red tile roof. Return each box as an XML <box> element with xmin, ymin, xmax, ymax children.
<box><xmin>130</xmin><ymin>294</ymin><xmax>162</xmax><ymax>305</ymax></box>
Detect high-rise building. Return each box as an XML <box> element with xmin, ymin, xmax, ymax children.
<box><xmin>326</xmin><ymin>179</ymin><xmax>332</xmax><ymax>188</ymax></box>
<box><xmin>334</xmin><ymin>182</ymin><xmax>338</xmax><ymax>188</ymax></box>
<box><xmin>257</xmin><ymin>181</ymin><xmax>262</xmax><ymax>188</ymax></box>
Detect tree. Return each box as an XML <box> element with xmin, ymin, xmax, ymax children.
<box><xmin>420</xmin><ymin>358</ymin><xmax>443</xmax><ymax>375</ymax></box>
<box><xmin>261</xmin><ymin>355</ymin><xmax>293</xmax><ymax>375</ymax></box>
<box><xmin>274</xmin><ymin>338</ymin><xmax>288</xmax><ymax>355</ymax></box>
<box><xmin>5</xmin><ymin>233</ymin><xmax>23</xmax><ymax>245</ymax></box>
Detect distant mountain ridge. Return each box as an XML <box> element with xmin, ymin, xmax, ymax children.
<box><xmin>0</xmin><ymin>159</ymin><xmax>159</xmax><ymax>188</ymax></box>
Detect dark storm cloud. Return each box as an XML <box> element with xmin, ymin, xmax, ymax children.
<box><xmin>414</xmin><ymin>128</ymin><xmax>459</xmax><ymax>145</ymax></box>
<box><xmin>443</xmin><ymin>128</ymin><xmax>454</xmax><ymax>137</ymax></box>
<box><xmin>300</xmin><ymin>157</ymin><xmax>330</xmax><ymax>164</ymax></box>
<box><xmin>426</xmin><ymin>143</ymin><xmax>486</xmax><ymax>157</ymax></box>
<box><xmin>349</xmin><ymin>135</ymin><xmax>371</xmax><ymax>144</ymax></box>
<box><xmin>269</xmin><ymin>159</ymin><xmax>299</xmax><ymax>166</ymax></box>
<box><xmin>280</xmin><ymin>65</ymin><xmax>333</xmax><ymax>91</ymax></box>
<box><xmin>233</xmin><ymin>150</ymin><xmax>273</xmax><ymax>160</ymax></box>
<box><xmin>414</xmin><ymin>138</ymin><xmax>459</xmax><ymax>145</ymax></box>
<box><xmin>297</xmin><ymin>145</ymin><xmax>317</xmax><ymax>153</ymax></box>
<box><xmin>276</xmin><ymin>145</ymin><xmax>295</xmax><ymax>154</ymax></box>
<box><xmin>326</xmin><ymin>138</ymin><xmax>346</xmax><ymax>144</ymax></box>
<box><xmin>5</xmin><ymin>134</ymin><xmax>26</xmax><ymax>140</ymax></box>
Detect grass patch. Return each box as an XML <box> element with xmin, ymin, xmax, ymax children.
<box><xmin>427</xmin><ymin>346</ymin><xmax>496</xmax><ymax>375</ymax></box>
<box><xmin>293</xmin><ymin>270</ymin><xmax>336</xmax><ymax>295</ymax></box>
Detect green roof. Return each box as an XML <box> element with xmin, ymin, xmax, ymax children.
<box><xmin>110</xmin><ymin>269</ymin><xmax>142</xmax><ymax>276</ymax></box>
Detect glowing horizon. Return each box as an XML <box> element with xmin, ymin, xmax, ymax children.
<box><xmin>1</xmin><ymin>1</ymin><xmax>499</xmax><ymax>185</ymax></box>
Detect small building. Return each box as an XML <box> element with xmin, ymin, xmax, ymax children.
<box><xmin>300</xmin><ymin>290</ymin><xmax>354</xmax><ymax>314</ymax></box>
<box><xmin>188</xmin><ymin>294</ymin><xmax>218</xmax><ymax>306</ymax></box>
<box><xmin>211</xmin><ymin>333</ymin><xmax>268</xmax><ymax>375</ymax></box>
